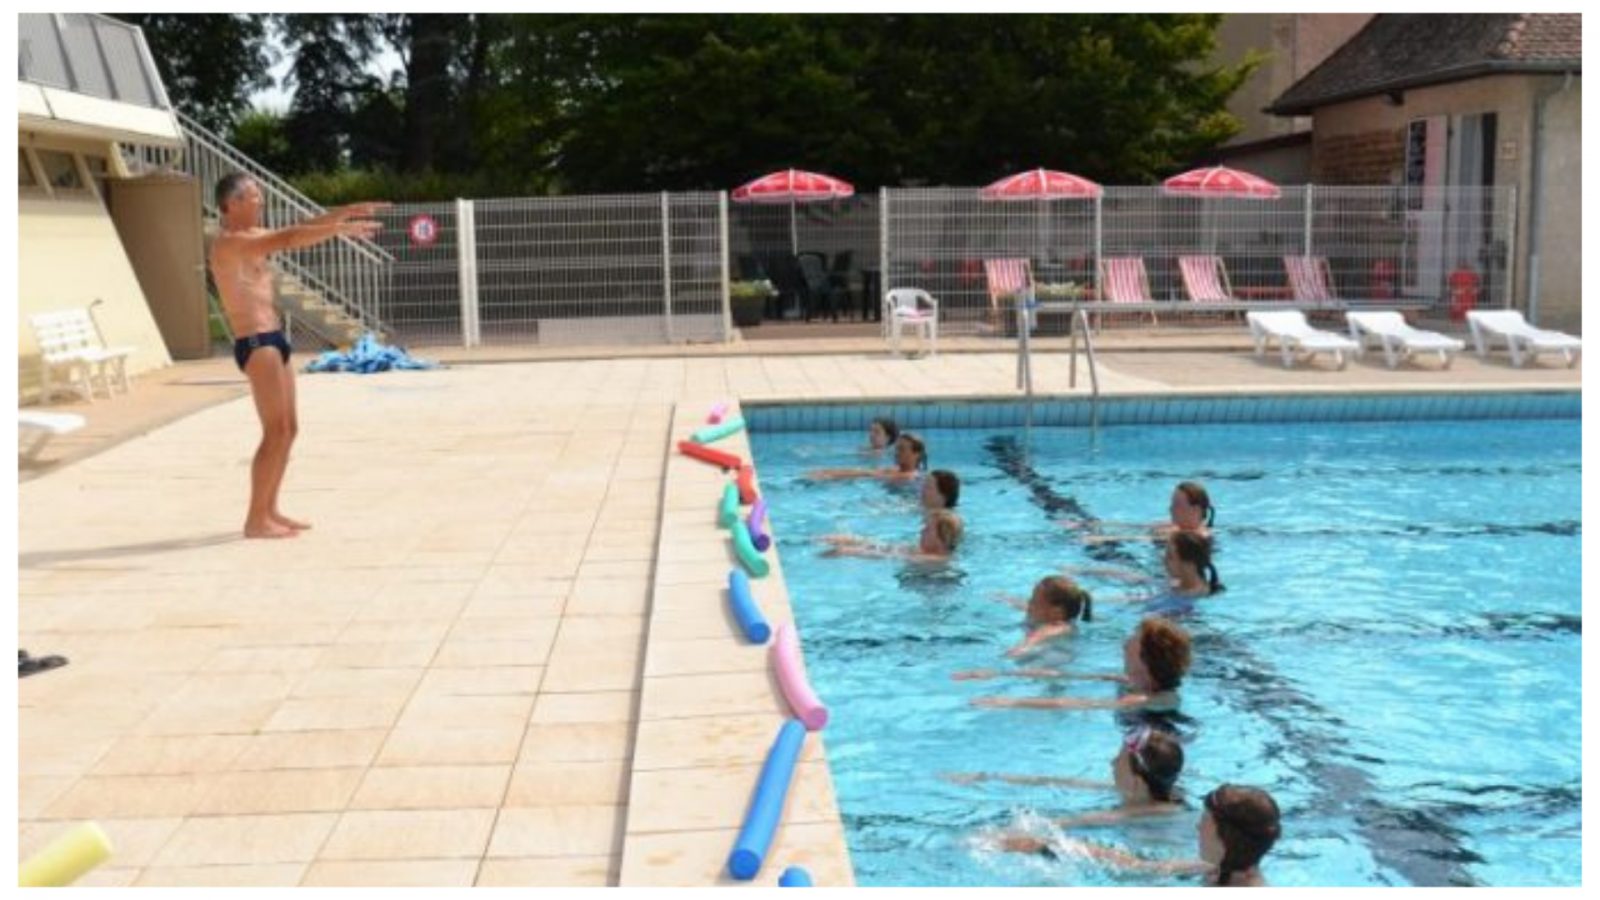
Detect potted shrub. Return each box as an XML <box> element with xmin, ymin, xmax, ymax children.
<box><xmin>730</xmin><ymin>279</ymin><xmax>774</xmax><ymax>327</ymax></box>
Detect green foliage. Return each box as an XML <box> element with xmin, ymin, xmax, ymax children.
<box><xmin>291</xmin><ymin>168</ymin><xmax>504</xmax><ymax>205</ymax></box>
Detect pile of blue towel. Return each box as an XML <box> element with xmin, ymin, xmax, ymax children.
<box><xmin>303</xmin><ymin>333</ymin><xmax>438</xmax><ymax>374</ymax></box>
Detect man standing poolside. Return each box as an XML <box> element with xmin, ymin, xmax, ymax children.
<box><xmin>209</xmin><ymin>173</ymin><xmax>387</xmax><ymax>538</ymax></box>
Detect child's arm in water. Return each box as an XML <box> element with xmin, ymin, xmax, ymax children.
<box><xmin>940</xmin><ymin>771</ymin><xmax>1111</xmax><ymax>790</ymax></box>
<box><xmin>1052</xmin><ymin>803</ymin><xmax>1186</xmax><ymax>829</ymax></box>
<box><xmin>969</xmin><ymin>691</ymin><xmax>1172</xmax><ymax>711</ymax></box>
<box><xmin>1000</xmin><ymin>835</ymin><xmax>1213</xmax><ymax>877</ymax></box>
<box><xmin>1004</xmin><ymin>624</ymin><xmax>1071</xmax><ymax>660</ymax></box>
<box><xmin>952</xmin><ymin>668</ymin><xmax>1126</xmax><ymax>682</ymax></box>
<box><xmin>808</xmin><ymin>467</ymin><xmax>911</xmax><ymax>482</ymax></box>
<box><xmin>988</xmin><ymin>592</ymin><xmax>1028</xmax><ymax>611</ymax></box>
<box><xmin>1061</xmin><ymin>565</ymin><xmax>1157</xmax><ymax>585</ymax></box>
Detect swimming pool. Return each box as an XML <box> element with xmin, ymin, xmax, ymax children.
<box><xmin>748</xmin><ymin>395</ymin><xmax>1580</xmax><ymax>887</ymax></box>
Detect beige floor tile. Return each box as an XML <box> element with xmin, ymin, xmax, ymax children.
<box><xmin>336</xmin><ymin>618</ymin><xmax>454</xmax><ymax>645</ymax></box>
<box><xmin>632</xmin><ymin>715</ymin><xmax>824</xmax><ymax>772</ymax></box>
<box><xmin>530</xmin><ymin>690</ymin><xmax>638</xmax><ymax>724</ymax></box>
<box><xmin>504</xmin><ymin>760</ymin><xmax>630</xmax><ymax>807</ymax></box>
<box><xmin>414</xmin><ymin>665</ymin><xmax>544</xmax><ymax>697</ymax></box>
<box><xmin>302</xmin><ymin>859</ymin><xmax>480</xmax><ymax>886</ymax></box>
<box><xmin>644</xmin><ymin>637</ymin><xmax>770</xmax><ymax>678</ymax></box>
<box><xmin>152</xmin><ymin>813</ymin><xmax>339</xmax><ymax>866</ymax></box>
<box><xmin>291</xmin><ymin>666</ymin><xmax>424</xmax><ymax>700</ymax></box>
<box><xmin>135</xmin><ymin>697</ymin><xmax>282</xmax><ymax>736</ymax></box>
<box><xmin>640</xmin><ymin>669</ymin><xmax>788</xmax><ymax>721</ymax></box>
<box><xmin>201</xmin><ymin>645</ymin><xmax>327</xmax><ymax>674</ymax></box>
<box><xmin>394</xmin><ymin>693</ymin><xmax>535</xmax><ymax>733</ymax></box>
<box><xmin>39</xmin><ymin>774</ymin><xmax>214</xmax><ymax>819</ymax></box>
<box><xmin>487</xmin><ymin>805</ymin><xmax>626</xmax><ymax>858</ymax></box>
<box><xmin>319</xmin><ymin>809</ymin><xmax>496</xmax><ymax>861</ymax></box>
<box><xmin>262</xmin><ymin>695</ymin><xmax>406</xmax><ymax>732</ymax></box>
<box><xmin>16</xmin><ymin>776</ymin><xmax>77</xmax><ymax>819</ymax></box>
<box><xmin>136</xmin><ymin>864</ymin><xmax>308</xmax><ymax>887</ymax></box>
<box><xmin>618</xmin><ymin>821</ymin><xmax>854</xmax><ymax>887</ymax></box>
<box><xmin>193</xmin><ymin>767</ymin><xmax>365</xmax><ymax>815</ymax></box>
<box><xmin>540</xmin><ymin>646</ymin><xmax>645</xmax><ymax>693</ymax></box>
<box><xmin>316</xmin><ymin>640</ymin><xmax>440</xmax><ymax>669</ymax></box>
<box><xmin>377</xmin><ymin>726</ymin><xmax>525</xmax><ymax>767</ymax></box>
<box><xmin>230</xmin><ymin>729</ymin><xmax>388</xmax><ymax>771</ymax></box>
<box><xmin>88</xmin><ymin>734</ymin><xmax>253</xmax><ymax>777</ymax></box>
<box><xmin>432</xmin><ymin>633</ymin><xmax>558</xmax><ymax>668</ymax></box>
<box><xmin>348</xmin><ymin>764</ymin><xmax>511</xmax><ymax>810</ymax></box>
<box><xmin>520</xmin><ymin>722</ymin><xmax>635</xmax><ymax>763</ymax></box>
<box><xmin>626</xmin><ymin>761</ymin><xmax>839</xmax><ymax>834</ymax></box>
<box><xmin>70</xmin><ymin>867</ymin><xmax>143</xmax><ymax>886</ymax></box>
<box><xmin>476</xmin><ymin>855</ymin><xmax>617</xmax><ymax>886</ymax></box>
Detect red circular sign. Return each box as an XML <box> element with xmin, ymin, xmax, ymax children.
<box><xmin>407</xmin><ymin>214</ymin><xmax>439</xmax><ymax>247</ymax></box>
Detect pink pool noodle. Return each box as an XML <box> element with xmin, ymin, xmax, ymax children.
<box><xmin>772</xmin><ymin>623</ymin><xmax>828</xmax><ymax>731</ymax></box>
<box><xmin>748</xmin><ymin>497</ymin><xmax>771</xmax><ymax>552</ymax></box>
<box><xmin>707</xmin><ymin>401</ymin><xmax>730</xmax><ymax>424</ymax></box>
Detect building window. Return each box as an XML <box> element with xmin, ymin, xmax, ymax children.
<box><xmin>19</xmin><ymin>149</ymin><xmax>38</xmax><ymax>188</ymax></box>
<box><xmin>83</xmin><ymin>154</ymin><xmax>110</xmax><ymax>178</ymax></box>
<box><xmin>35</xmin><ymin>150</ymin><xmax>84</xmax><ymax>191</ymax></box>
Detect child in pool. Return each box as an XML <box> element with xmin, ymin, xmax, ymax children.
<box><xmin>949</xmin><ymin>726</ymin><xmax>1186</xmax><ymax>829</ymax></box>
<box><xmin>1100</xmin><ymin>531</ymin><xmax>1224</xmax><ymax>618</ymax></box>
<box><xmin>809</xmin><ymin>432</ymin><xmax>927</xmax><ymax>482</ymax></box>
<box><xmin>961</xmin><ymin>617</ymin><xmax>1192</xmax><ymax>714</ymax></box>
<box><xmin>1070</xmin><ymin>481</ymin><xmax>1215</xmax><ymax>545</ymax></box>
<box><xmin>863</xmin><ymin>416</ymin><xmax>900</xmax><ymax>455</ymax></box>
<box><xmin>821</xmin><ymin>508</ymin><xmax>962</xmax><ymax>561</ymax></box>
<box><xmin>1000</xmin><ymin>784</ymin><xmax>1282</xmax><ymax>887</ymax></box>
<box><xmin>992</xmin><ymin>576</ymin><xmax>1093</xmax><ymax>664</ymax></box>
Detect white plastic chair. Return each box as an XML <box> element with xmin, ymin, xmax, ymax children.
<box><xmin>1466</xmin><ymin>309</ymin><xmax>1581</xmax><ymax>368</ymax></box>
<box><xmin>884</xmin><ymin>288</ymin><xmax>938</xmax><ymax>358</ymax></box>
<box><xmin>19</xmin><ymin>411</ymin><xmax>85</xmax><ymax>460</ymax></box>
<box><xmin>1246</xmin><ymin>310</ymin><xmax>1360</xmax><ymax>369</ymax></box>
<box><xmin>1346</xmin><ymin>311</ymin><xmax>1465</xmax><ymax>368</ymax></box>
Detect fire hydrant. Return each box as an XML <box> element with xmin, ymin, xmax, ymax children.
<box><xmin>1448</xmin><ymin>265</ymin><xmax>1480</xmax><ymax>321</ymax></box>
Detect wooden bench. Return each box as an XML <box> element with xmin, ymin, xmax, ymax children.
<box><xmin>28</xmin><ymin>307</ymin><xmax>134</xmax><ymax>402</ymax></box>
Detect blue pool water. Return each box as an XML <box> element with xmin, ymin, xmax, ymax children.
<box><xmin>749</xmin><ymin>408</ymin><xmax>1580</xmax><ymax>887</ymax></box>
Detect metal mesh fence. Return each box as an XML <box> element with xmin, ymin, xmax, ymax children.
<box><xmin>370</xmin><ymin>203</ymin><xmax>463</xmax><ymax>346</ymax></box>
<box><xmin>730</xmin><ymin>194</ymin><xmax>881</xmax><ymax>321</ymax></box>
<box><xmin>885</xmin><ymin>185</ymin><xmax>1515</xmax><ymax>336</ymax></box>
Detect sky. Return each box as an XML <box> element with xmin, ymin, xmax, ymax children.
<box><xmin>248</xmin><ymin>39</ymin><xmax>405</xmax><ymax>113</ymax></box>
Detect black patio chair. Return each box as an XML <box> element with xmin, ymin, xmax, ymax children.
<box><xmin>798</xmin><ymin>253</ymin><xmax>846</xmax><ymax>322</ymax></box>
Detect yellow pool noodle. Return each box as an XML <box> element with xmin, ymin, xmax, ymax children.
<box><xmin>18</xmin><ymin>822</ymin><xmax>114</xmax><ymax>887</ymax></box>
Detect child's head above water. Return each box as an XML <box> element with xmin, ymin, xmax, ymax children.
<box><xmin>1114</xmin><ymin>726</ymin><xmax>1184</xmax><ymax>803</ymax></box>
<box><xmin>1171</xmin><ymin>481</ymin><xmax>1215</xmax><ymax>530</ymax></box>
<box><xmin>1028</xmin><ymin>576</ymin><xmax>1092</xmax><ymax>624</ymax></box>
<box><xmin>921</xmin><ymin>469</ymin><xmax>960</xmax><ymax>510</ymax></box>
<box><xmin>868</xmin><ymin>417</ymin><xmax>900</xmax><ymax>450</ymax></box>
<box><xmin>894</xmin><ymin>433</ymin><xmax>928</xmax><ymax>472</ymax></box>
<box><xmin>1123</xmin><ymin>616</ymin><xmax>1193</xmax><ymax>692</ymax></box>
<box><xmin>1201</xmin><ymin>784</ymin><xmax>1282</xmax><ymax>885</ymax></box>
<box><xmin>1165</xmin><ymin>530</ymin><xmax>1224</xmax><ymax>595</ymax></box>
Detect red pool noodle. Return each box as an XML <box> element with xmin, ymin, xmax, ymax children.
<box><xmin>736</xmin><ymin>465</ymin><xmax>758</xmax><ymax>505</ymax></box>
<box><xmin>678</xmin><ymin>440</ymin><xmax>744</xmax><ymax>471</ymax></box>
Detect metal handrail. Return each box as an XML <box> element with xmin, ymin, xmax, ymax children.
<box><xmin>1017</xmin><ymin>293</ymin><xmax>1101</xmax><ymax>425</ymax></box>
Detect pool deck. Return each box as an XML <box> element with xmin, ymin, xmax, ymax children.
<box><xmin>15</xmin><ymin>343</ymin><xmax>1580</xmax><ymax>886</ymax></box>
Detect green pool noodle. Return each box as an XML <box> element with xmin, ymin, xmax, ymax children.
<box><xmin>731</xmin><ymin>513</ymin><xmax>771</xmax><ymax>577</ymax></box>
<box><xmin>692</xmin><ymin>416</ymin><xmax>746</xmax><ymax>445</ymax></box>
<box><xmin>718</xmin><ymin>483</ymin><xmax>741</xmax><ymax>529</ymax></box>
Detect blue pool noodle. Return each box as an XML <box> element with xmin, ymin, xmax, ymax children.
<box><xmin>727</xmin><ymin>718</ymin><xmax>807</xmax><ymax>881</ymax></box>
<box><xmin>727</xmin><ymin>569</ymin><xmax>772</xmax><ymax>643</ymax></box>
<box><xmin>779</xmin><ymin>867</ymin><xmax>813</xmax><ymax>887</ymax></box>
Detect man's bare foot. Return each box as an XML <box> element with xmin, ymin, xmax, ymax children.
<box><xmin>271</xmin><ymin>512</ymin><xmax>312</xmax><ymax>530</ymax></box>
<box><xmin>244</xmin><ymin>520</ymin><xmax>299</xmax><ymax>539</ymax></box>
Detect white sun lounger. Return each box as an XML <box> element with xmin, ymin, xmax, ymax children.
<box><xmin>1246</xmin><ymin>310</ymin><xmax>1360</xmax><ymax>369</ymax></box>
<box><xmin>1346</xmin><ymin>311</ymin><xmax>1465</xmax><ymax>369</ymax></box>
<box><xmin>19</xmin><ymin>411</ymin><xmax>85</xmax><ymax>460</ymax></box>
<box><xmin>1466</xmin><ymin>310</ymin><xmax>1581</xmax><ymax>368</ymax></box>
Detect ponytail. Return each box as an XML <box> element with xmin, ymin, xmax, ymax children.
<box><xmin>1205</xmin><ymin>562</ymin><xmax>1225</xmax><ymax>595</ymax></box>
<box><xmin>1081</xmin><ymin>594</ymin><xmax>1093</xmax><ymax>623</ymax></box>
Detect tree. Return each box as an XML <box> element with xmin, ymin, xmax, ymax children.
<box><xmin>112</xmin><ymin>14</ymin><xmax>279</xmax><ymax>133</ymax></box>
<box><xmin>278</xmin><ymin>14</ymin><xmax>389</xmax><ymax>172</ymax></box>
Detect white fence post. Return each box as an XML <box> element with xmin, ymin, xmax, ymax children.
<box><xmin>456</xmin><ymin>197</ymin><xmax>480</xmax><ymax>347</ymax></box>
<box><xmin>1092</xmin><ymin>192</ymin><xmax>1103</xmax><ymax>302</ymax></box>
<box><xmin>1505</xmin><ymin>185</ymin><xmax>1520</xmax><ymax>313</ymax></box>
<box><xmin>879</xmin><ymin>188</ymin><xmax>890</xmax><ymax>338</ymax></box>
<box><xmin>719</xmin><ymin>191</ymin><xmax>733</xmax><ymax>341</ymax></box>
<box><xmin>660</xmin><ymin>191</ymin><xmax>675</xmax><ymax>343</ymax></box>
<box><xmin>1303</xmin><ymin>184</ymin><xmax>1314</xmax><ymax>258</ymax></box>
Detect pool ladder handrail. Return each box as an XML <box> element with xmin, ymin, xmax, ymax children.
<box><xmin>1015</xmin><ymin>293</ymin><xmax>1100</xmax><ymax>424</ymax></box>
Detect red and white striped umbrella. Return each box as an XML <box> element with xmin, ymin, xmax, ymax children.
<box><xmin>732</xmin><ymin>169</ymin><xmax>854</xmax><ymax>204</ymax></box>
<box><xmin>981</xmin><ymin>168</ymin><xmax>1103</xmax><ymax>201</ymax></box>
<box><xmin>1162</xmin><ymin>165</ymin><xmax>1281</xmax><ymax>199</ymax></box>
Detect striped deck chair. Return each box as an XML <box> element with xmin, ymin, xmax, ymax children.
<box><xmin>1177</xmin><ymin>255</ymin><xmax>1235</xmax><ymax>302</ymax></box>
<box><xmin>1284</xmin><ymin>255</ymin><xmax>1336</xmax><ymax>305</ymax></box>
<box><xmin>984</xmin><ymin>258</ymin><xmax>1033</xmax><ymax>331</ymax></box>
<box><xmin>1097</xmin><ymin>256</ymin><xmax>1158</xmax><ymax>325</ymax></box>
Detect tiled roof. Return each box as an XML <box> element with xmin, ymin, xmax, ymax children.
<box><xmin>1269</xmin><ymin>14</ymin><xmax>1580</xmax><ymax>114</ymax></box>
